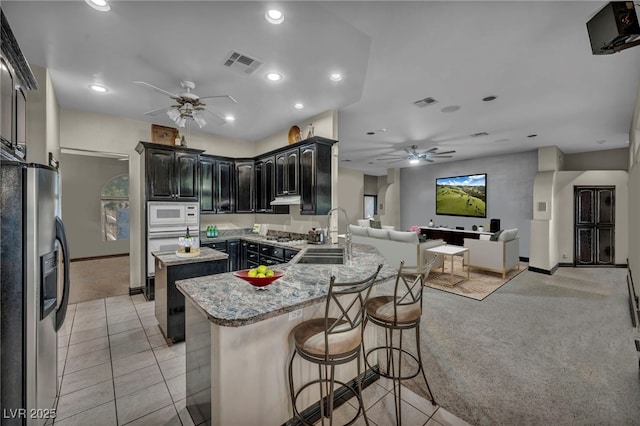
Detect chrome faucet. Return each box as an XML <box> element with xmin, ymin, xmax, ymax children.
<box><xmin>326</xmin><ymin>207</ymin><xmax>352</xmax><ymax>261</ymax></box>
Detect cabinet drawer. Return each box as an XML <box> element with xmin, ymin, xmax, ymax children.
<box><xmin>247</xmin><ymin>252</ymin><xmax>259</xmax><ymax>263</ymax></box>
<box><xmin>247</xmin><ymin>242</ymin><xmax>259</xmax><ymax>253</ymax></box>
<box><xmin>247</xmin><ymin>260</ymin><xmax>260</xmax><ymax>269</ymax></box>
<box><xmin>259</xmin><ymin>256</ymin><xmax>280</xmax><ymax>266</ymax></box>
<box><xmin>205</xmin><ymin>241</ymin><xmax>228</xmax><ymax>252</ymax></box>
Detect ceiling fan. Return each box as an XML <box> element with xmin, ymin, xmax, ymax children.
<box><xmin>133</xmin><ymin>80</ymin><xmax>237</xmax><ymax>128</ymax></box>
<box><xmin>377</xmin><ymin>144</ymin><xmax>456</xmax><ymax>164</ymax></box>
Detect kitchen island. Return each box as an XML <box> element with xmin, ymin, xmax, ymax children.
<box><xmin>176</xmin><ymin>243</ymin><xmax>396</xmax><ymax>426</ymax></box>
<box><xmin>153</xmin><ymin>247</ymin><xmax>228</xmax><ymax>343</ymax></box>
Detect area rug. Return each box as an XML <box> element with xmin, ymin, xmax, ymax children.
<box><xmin>426</xmin><ymin>256</ymin><xmax>527</xmax><ymax>300</ymax></box>
<box><xmin>69</xmin><ymin>256</ymin><xmax>130</xmax><ymax>304</ymax></box>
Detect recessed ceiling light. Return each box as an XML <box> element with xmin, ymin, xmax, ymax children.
<box><xmin>85</xmin><ymin>0</ymin><xmax>110</xmax><ymax>12</ymax></box>
<box><xmin>329</xmin><ymin>73</ymin><xmax>343</xmax><ymax>82</ymax></box>
<box><xmin>441</xmin><ymin>105</ymin><xmax>461</xmax><ymax>113</ymax></box>
<box><xmin>294</xmin><ymin>103</ymin><xmax>304</xmax><ymax>109</ymax></box>
<box><xmin>89</xmin><ymin>84</ymin><xmax>108</xmax><ymax>93</ymax></box>
<box><xmin>409</xmin><ymin>159</ymin><xmax>420</xmax><ymax>165</ymax></box>
<box><xmin>482</xmin><ymin>95</ymin><xmax>497</xmax><ymax>102</ymax></box>
<box><xmin>265</xmin><ymin>9</ymin><xmax>284</xmax><ymax>24</ymax></box>
<box><xmin>225</xmin><ymin>115</ymin><xmax>236</xmax><ymax>122</ymax></box>
<box><xmin>527</xmin><ymin>134</ymin><xmax>537</xmax><ymax>138</ymax></box>
<box><xmin>266</xmin><ymin>72</ymin><xmax>283</xmax><ymax>81</ymax></box>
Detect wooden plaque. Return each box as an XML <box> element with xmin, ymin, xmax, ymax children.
<box><xmin>151</xmin><ymin>124</ymin><xmax>178</xmax><ymax>146</ymax></box>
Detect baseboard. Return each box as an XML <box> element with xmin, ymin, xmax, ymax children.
<box><xmin>283</xmin><ymin>366</ymin><xmax>380</xmax><ymax>426</ymax></box>
<box><xmin>528</xmin><ymin>264</ymin><xmax>559</xmax><ymax>275</ymax></box>
<box><xmin>71</xmin><ymin>253</ymin><xmax>129</xmax><ymax>262</ymax></box>
<box><xmin>129</xmin><ymin>286</ymin><xmax>144</xmax><ymax>296</ymax></box>
<box><xmin>519</xmin><ymin>256</ymin><xmax>529</xmax><ymax>262</ymax></box>
<box><xmin>558</xmin><ymin>262</ymin><xmax>574</xmax><ymax>267</ymax></box>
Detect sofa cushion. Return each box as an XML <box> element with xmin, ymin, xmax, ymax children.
<box><xmin>490</xmin><ymin>230</ymin><xmax>503</xmax><ymax>241</ymax></box>
<box><xmin>388</xmin><ymin>230</ymin><xmax>419</xmax><ymax>243</ymax></box>
<box><xmin>356</xmin><ymin>219</ymin><xmax>371</xmax><ymax>227</ymax></box>
<box><xmin>499</xmin><ymin>228</ymin><xmax>518</xmax><ymax>241</ymax></box>
<box><xmin>367</xmin><ymin>228</ymin><xmax>389</xmax><ymax>239</ymax></box>
<box><xmin>369</xmin><ymin>220</ymin><xmax>382</xmax><ymax>229</ymax></box>
<box><xmin>349</xmin><ymin>224</ymin><xmax>369</xmax><ymax>236</ymax></box>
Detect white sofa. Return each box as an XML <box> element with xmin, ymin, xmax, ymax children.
<box><xmin>463</xmin><ymin>228</ymin><xmax>520</xmax><ymax>278</ymax></box>
<box><xmin>349</xmin><ymin>225</ymin><xmax>444</xmax><ymax>270</ymax></box>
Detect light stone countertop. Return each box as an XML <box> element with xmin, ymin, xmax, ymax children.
<box><xmin>152</xmin><ymin>246</ymin><xmax>228</xmax><ymax>267</ymax></box>
<box><xmin>175</xmin><ymin>243</ymin><xmax>397</xmax><ymax>327</ymax></box>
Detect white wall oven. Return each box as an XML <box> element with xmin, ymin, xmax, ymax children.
<box><xmin>147</xmin><ymin>202</ymin><xmax>199</xmax><ymax>278</ymax></box>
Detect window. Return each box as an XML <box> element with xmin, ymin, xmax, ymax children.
<box><xmin>364</xmin><ymin>195</ymin><xmax>377</xmax><ymax>219</ymax></box>
<box><xmin>101</xmin><ymin>174</ymin><xmax>129</xmax><ymax>241</ymax></box>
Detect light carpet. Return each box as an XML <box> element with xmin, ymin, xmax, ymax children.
<box><xmin>426</xmin><ymin>256</ymin><xmax>528</xmax><ymax>300</ymax></box>
<box><xmin>374</xmin><ymin>267</ymin><xmax>640</xmax><ymax>425</ymax></box>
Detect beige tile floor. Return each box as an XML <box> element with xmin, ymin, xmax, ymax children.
<box><xmin>55</xmin><ymin>295</ymin><xmax>470</xmax><ymax>426</ymax></box>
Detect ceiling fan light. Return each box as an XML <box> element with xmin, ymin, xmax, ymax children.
<box><xmin>193</xmin><ymin>112</ymin><xmax>207</xmax><ymax>128</ymax></box>
<box><xmin>176</xmin><ymin>116</ymin><xmax>187</xmax><ymax>128</ymax></box>
<box><xmin>85</xmin><ymin>0</ymin><xmax>110</xmax><ymax>12</ymax></box>
<box><xmin>167</xmin><ymin>109</ymin><xmax>181</xmax><ymax>121</ymax></box>
<box><xmin>409</xmin><ymin>158</ymin><xmax>420</xmax><ymax>165</ymax></box>
<box><xmin>224</xmin><ymin>114</ymin><xmax>236</xmax><ymax>122</ymax></box>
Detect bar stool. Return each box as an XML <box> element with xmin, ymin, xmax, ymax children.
<box><xmin>363</xmin><ymin>257</ymin><xmax>439</xmax><ymax>425</ymax></box>
<box><xmin>288</xmin><ymin>265</ymin><xmax>383</xmax><ymax>426</ymax></box>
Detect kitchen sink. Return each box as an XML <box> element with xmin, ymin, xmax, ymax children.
<box><xmin>296</xmin><ymin>247</ymin><xmax>345</xmax><ymax>264</ymax></box>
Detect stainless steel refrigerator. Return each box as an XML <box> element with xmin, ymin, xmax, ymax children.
<box><xmin>1</xmin><ymin>159</ymin><xmax>71</xmax><ymax>425</ymax></box>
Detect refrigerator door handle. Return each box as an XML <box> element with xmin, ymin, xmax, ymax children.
<box><xmin>55</xmin><ymin>216</ymin><xmax>71</xmax><ymax>331</ymax></box>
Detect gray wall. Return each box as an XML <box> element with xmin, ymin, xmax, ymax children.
<box><xmin>61</xmin><ymin>153</ymin><xmax>129</xmax><ymax>259</ymax></box>
<box><xmin>563</xmin><ymin>148</ymin><xmax>628</xmax><ymax>171</ymax></box>
<box><xmin>400</xmin><ymin>150</ymin><xmax>538</xmax><ymax>257</ymax></box>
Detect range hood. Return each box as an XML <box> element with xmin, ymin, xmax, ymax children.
<box><xmin>270</xmin><ymin>195</ymin><xmax>301</xmax><ymax>205</ymax></box>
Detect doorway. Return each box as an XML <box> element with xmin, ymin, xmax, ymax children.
<box><xmin>574</xmin><ymin>186</ymin><xmax>615</xmax><ymax>266</ymax></box>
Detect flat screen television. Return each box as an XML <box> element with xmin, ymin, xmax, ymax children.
<box><xmin>435</xmin><ymin>173</ymin><xmax>487</xmax><ymax>218</ymax></box>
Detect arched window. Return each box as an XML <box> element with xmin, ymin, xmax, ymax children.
<box><xmin>101</xmin><ymin>174</ymin><xmax>129</xmax><ymax>241</ymax></box>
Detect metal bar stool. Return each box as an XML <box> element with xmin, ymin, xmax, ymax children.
<box><xmin>363</xmin><ymin>257</ymin><xmax>439</xmax><ymax>425</ymax></box>
<box><xmin>288</xmin><ymin>264</ymin><xmax>383</xmax><ymax>426</ymax></box>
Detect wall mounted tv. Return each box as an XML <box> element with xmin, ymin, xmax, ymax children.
<box><xmin>435</xmin><ymin>174</ymin><xmax>487</xmax><ymax>218</ymax></box>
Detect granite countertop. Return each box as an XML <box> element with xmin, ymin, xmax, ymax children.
<box><xmin>152</xmin><ymin>246</ymin><xmax>228</xmax><ymax>266</ymax></box>
<box><xmin>199</xmin><ymin>232</ymin><xmax>310</xmax><ymax>249</ymax></box>
<box><xmin>176</xmin><ymin>243</ymin><xmax>396</xmax><ymax>327</ymax></box>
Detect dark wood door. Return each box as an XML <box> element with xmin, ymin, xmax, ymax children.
<box><xmin>254</xmin><ymin>160</ymin><xmax>265</xmax><ymax>212</ymax></box>
<box><xmin>147</xmin><ymin>148</ymin><xmax>174</xmax><ymax>200</ymax></box>
<box><xmin>275</xmin><ymin>152</ymin><xmax>286</xmax><ymax>196</ymax></box>
<box><xmin>199</xmin><ymin>156</ymin><xmax>215</xmax><ymax>212</ymax></box>
<box><xmin>174</xmin><ymin>152</ymin><xmax>199</xmax><ymax>201</ymax></box>
<box><xmin>235</xmin><ymin>161</ymin><xmax>254</xmax><ymax>213</ymax></box>
<box><xmin>285</xmin><ymin>148</ymin><xmax>299</xmax><ymax>195</ymax></box>
<box><xmin>575</xmin><ymin>186</ymin><xmax>615</xmax><ymax>265</ymax></box>
<box><xmin>299</xmin><ymin>144</ymin><xmax>316</xmax><ymax>215</ymax></box>
<box><xmin>263</xmin><ymin>157</ymin><xmax>275</xmax><ymax>213</ymax></box>
<box><xmin>216</xmin><ymin>161</ymin><xmax>234</xmax><ymax>213</ymax></box>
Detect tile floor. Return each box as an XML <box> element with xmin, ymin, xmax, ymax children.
<box><xmin>55</xmin><ymin>295</ymin><xmax>470</xmax><ymax>426</ymax></box>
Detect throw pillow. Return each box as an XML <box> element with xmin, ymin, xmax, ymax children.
<box><xmin>369</xmin><ymin>220</ymin><xmax>382</xmax><ymax>229</ymax></box>
<box><xmin>490</xmin><ymin>230</ymin><xmax>503</xmax><ymax>241</ymax></box>
<box><xmin>499</xmin><ymin>228</ymin><xmax>518</xmax><ymax>241</ymax></box>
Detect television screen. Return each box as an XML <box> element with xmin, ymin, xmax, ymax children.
<box><xmin>435</xmin><ymin>174</ymin><xmax>487</xmax><ymax>218</ymax></box>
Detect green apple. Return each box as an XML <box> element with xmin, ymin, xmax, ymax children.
<box><xmin>247</xmin><ymin>269</ymin><xmax>258</xmax><ymax>277</ymax></box>
<box><xmin>256</xmin><ymin>265</ymin><xmax>268</xmax><ymax>274</ymax></box>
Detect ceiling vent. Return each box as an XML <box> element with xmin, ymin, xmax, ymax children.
<box><xmin>413</xmin><ymin>97</ymin><xmax>438</xmax><ymax>108</ymax></box>
<box><xmin>223</xmin><ymin>51</ymin><xmax>264</xmax><ymax>75</ymax></box>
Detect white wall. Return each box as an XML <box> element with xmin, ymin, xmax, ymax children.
<box><xmin>627</xmin><ymin>73</ymin><xmax>640</xmax><ymax>281</ymax></box>
<box><xmin>337</xmin><ymin>167</ymin><xmax>364</xmax><ymax>230</ymax></box>
<box><xmin>26</xmin><ymin>65</ymin><xmax>59</xmax><ymax>165</ymax></box>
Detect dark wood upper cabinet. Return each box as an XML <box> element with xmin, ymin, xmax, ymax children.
<box><xmin>136</xmin><ymin>142</ymin><xmax>203</xmax><ymax>202</ymax></box>
<box><xmin>235</xmin><ymin>160</ymin><xmax>255</xmax><ymax>213</ymax></box>
<box><xmin>300</xmin><ymin>141</ymin><xmax>332</xmax><ymax>215</ymax></box>
<box><xmin>275</xmin><ymin>147</ymin><xmax>299</xmax><ymax>196</ymax></box>
<box><xmin>200</xmin><ymin>155</ymin><xmax>235</xmax><ymax>213</ymax></box>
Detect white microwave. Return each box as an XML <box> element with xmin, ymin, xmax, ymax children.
<box><xmin>148</xmin><ymin>201</ymin><xmax>199</xmax><ymax>231</ymax></box>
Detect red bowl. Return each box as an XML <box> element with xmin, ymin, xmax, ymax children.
<box><xmin>233</xmin><ymin>270</ymin><xmax>284</xmax><ymax>287</ymax></box>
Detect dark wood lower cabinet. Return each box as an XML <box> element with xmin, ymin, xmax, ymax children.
<box><xmin>574</xmin><ymin>186</ymin><xmax>615</xmax><ymax>265</ymax></box>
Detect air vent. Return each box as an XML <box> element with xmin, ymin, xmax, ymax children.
<box><xmin>223</xmin><ymin>51</ymin><xmax>264</xmax><ymax>75</ymax></box>
<box><xmin>471</xmin><ymin>132</ymin><xmax>489</xmax><ymax>137</ymax></box>
<box><xmin>413</xmin><ymin>97</ymin><xmax>438</xmax><ymax>108</ymax></box>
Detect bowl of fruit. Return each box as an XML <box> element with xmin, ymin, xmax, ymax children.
<box><xmin>233</xmin><ymin>265</ymin><xmax>284</xmax><ymax>288</ymax></box>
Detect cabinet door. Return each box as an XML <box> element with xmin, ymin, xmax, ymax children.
<box><xmin>199</xmin><ymin>157</ymin><xmax>215</xmax><ymax>212</ymax></box>
<box><xmin>227</xmin><ymin>240</ymin><xmax>240</xmax><ymax>272</ymax></box>
<box><xmin>216</xmin><ymin>161</ymin><xmax>234</xmax><ymax>213</ymax></box>
<box><xmin>299</xmin><ymin>144</ymin><xmax>316</xmax><ymax>214</ymax></box>
<box><xmin>147</xmin><ymin>148</ymin><xmax>175</xmax><ymax>200</ymax></box>
<box><xmin>285</xmin><ymin>148</ymin><xmax>299</xmax><ymax>195</ymax></box>
<box><xmin>235</xmin><ymin>161</ymin><xmax>254</xmax><ymax>213</ymax></box>
<box><xmin>275</xmin><ymin>153</ymin><xmax>286</xmax><ymax>196</ymax></box>
<box><xmin>240</xmin><ymin>241</ymin><xmax>249</xmax><ymax>270</ymax></box>
<box><xmin>254</xmin><ymin>161</ymin><xmax>265</xmax><ymax>212</ymax></box>
<box><xmin>263</xmin><ymin>157</ymin><xmax>276</xmax><ymax>212</ymax></box>
<box><xmin>175</xmin><ymin>152</ymin><xmax>199</xmax><ymax>201</ymax></box>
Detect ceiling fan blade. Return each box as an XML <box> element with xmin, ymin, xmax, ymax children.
<box><xmin>421</xmin><ymin>147</ymin><xmax>438</xmax><ymax>154</ymax></box>
<box><xmin>433</xmin><ymin>155</ymin><xmax>453</xmax><ymax>158</ymax></box>
<box><xmin>143</xmin><ymin>106</ymin><xmax>171</xmax><ymax>116</ymax></box>
<box><xmin>403</xmin><ymin>147</ymin><xmax>414</xmax><ymax>155</ymax></box>
<box><xmin>202</xmin><ymin>108</ymin><xmax>227</xmax><ymax>125</ymax></box>
<box><xmin>433</xmin><ymin>150</ymin><xmax>456</xmax><ymax>155</ymax></box>
<box><xmin>133</xmin><ymin>81</ymin><xmax>178</xmax><ymax>98</ymax></box>
<box><xmin>199</xmin><ymin>94</ymin><xmax>238</xmax><ymax>103</ymax></box>
<box><xmin>425</xmin><ymin>158</ymin><xmax>434</xmax><ymax>162</ymax></box>
<box><xmin>377</xmin><ymin>155</ymin><xmax>406</xmax><ymax>159</ymax></box>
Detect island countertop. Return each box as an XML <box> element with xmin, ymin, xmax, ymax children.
<box><xmin>175</xmin><ymin>243</ymin><xmax>396</xmax><ymax>327</ymax></box>
<box><xmin>152</xmin><ymin>246</ymin><xmax>228</xmax><ymax>266</ymax></box>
